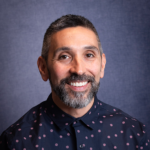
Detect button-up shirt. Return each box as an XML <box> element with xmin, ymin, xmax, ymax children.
<box><xmin>0</xmin><ymin>94</ymin><xmax>150</xmax><ymax>150</ymax></box>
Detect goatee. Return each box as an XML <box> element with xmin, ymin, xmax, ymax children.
<box><xmin>50</xmin><ymin>73</ymin><xmax>100</xmax><ymax>109</ymax></box>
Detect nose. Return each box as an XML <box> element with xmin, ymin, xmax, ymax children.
<box><xmin>69</xmin><ymin>56</ymin><xmax>85</xmax><ymax>75</ymax></box>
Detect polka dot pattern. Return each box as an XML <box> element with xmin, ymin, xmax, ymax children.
<box><xmin>0</xmin><ymin>94</ymin><xmax>150</xmax><ymax>150</ymax></box>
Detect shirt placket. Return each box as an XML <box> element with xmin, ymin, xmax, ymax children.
<box><xmin>72</xmin><ymin>120</ymin><xmax>86</xmax><ymax>150</ymax></box>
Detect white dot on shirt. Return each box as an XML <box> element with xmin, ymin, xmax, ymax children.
<box><xmin>39</xmin><ymin>123</ymin><xmax>42</xmax><ymax>126</ymax></box>
<box><xmin>33</xmin><ymin>111</ymin><xmax>36</xmax><ymax>114</ymax></box>
<box><xmin>60</xmin><ymin>135</ymin><xmax>63</xmax><ymax>138</ymax></box>
<box><xmin>23</xmin><ymin>148</ymin><xmax>26</xmax><ymax>150</ymax></box>
<box><xmin>43</xmin><ymin>134</ymin><xmax>46</xmax><ymax>137</ymax></box>
<box><xmin>24</xmin><ymin>137</ymin><xmax>26</xmax><ymax>140</ymax></box>
<box><xmin>16</xmin><ymin>140</ymin><xmax>19</xmax><ymax>143</ymax></box>
<box><xmin>110</xmin><ymin>123</ymin><xmax>113</xmax><ymax>127</ymax></box>
<box><xmin>107</xmin><ymin>135</ymin><xmax>110</xmax><ymax>138</ymax></box>
<box><xmin>130</xmin><ymin>135</ymin><xmax>133</xmax><ymax>138</ymax></box>
<box><xmin>103</xmin><ymin>143</ymin><xmax>106</xmax><ymax>146</ymax></box>
<box><xmin>91</xmin><ymin>134</ymin><xmax>94</xmax><ymax>137</ymax></box>
<box><xmin>114</xmin><ymin>146</ymin><xmax>117</xmax><ymax>149</ymax></box>
<box><xmin>98</xmin><ymin>129</ymin><xmax>101</xmax><ymax>132</ymax></box>
<box><xmin>67</xmin><ymin>133</ymin><xmax>70</xmax><ymax>136</ymax></box>
<box><xmin>122</xmin><ymin>121</ymin><xmax>125</xmax><ymax>124</ymax></box>
<box><xmin>114</xmin><ymin>134</ymin><xmax>118</xmax><ymax>137</ymax></box>
<box><xmin>77</xmin><ymin>130</ymin><xmax>80</xmax><ymax>133</ymax></box>
<box><xmin>120</xmin><ymin>130</ymin><xmax>124</xmax><ymax>133</ymax></box>
<box><xmin>29</xmin><ymin>135</ymin><xmax>32</xmax><ymax>138</ymax></box>
<box><xmin>35</xmin><ymin>145</ymin><xmax>39</xmax><ymax>148</ymax></box>
<box><xmin>90</xmin><ymin>147</ymin><xmax>93</xmax><ymax>150</ymax></box>
<box><xmin>126</xmin><ymin>143</ymin><xmax>129</xmax><ymax>146</ymax></box>
<box><xmin>140</xmin><ymin>146</ymin><xmax>143</xmax><ymax>149</ymax></box>
<box><xmin>50</xmin><ymin>129</ymin><xmax>53</xmax><ymax>132</ymax></box>
<box><xmin>66</xmin><ymin>145</ymin><xmax>69</xmax><ymax>149</ymax></box>
<box><xmin>92</xmin><ymin>121</ymin><xmax>95</xmax><ymax>124</ymax></box>
<box><xmin>99</xmin><ymin>121</ymin><xmax>103</xmax><ymax>123</ymax></box>
<box><xmin>137</xmin><ymin>133</ymin><xmax>140</xmax><ymax>136</ymax></box>
<box><xmin>55</xmin><ymin>143</ymin><xmax>58</xmax><ymax>146</ymax></box>
<box><xmin>51</xmin><ymin>121</ymin><xmax>53</xmax><ymax>124</ymax></box>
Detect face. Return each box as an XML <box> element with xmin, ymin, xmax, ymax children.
<box><xmin>44</xmin><ymin>26</ymin><xmax>106</xmax><ymax>108</ymax></box>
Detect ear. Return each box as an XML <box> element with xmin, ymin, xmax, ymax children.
<box><xmin>100</xmin><ymin>53</ymin><xmax>106</xmax><ymax>78</ymax></box>
<box><xmin>37</xmin><ymin>56</ymin><xmax>49</xmax><ymax>81</ymax></box>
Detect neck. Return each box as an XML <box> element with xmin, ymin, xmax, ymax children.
<box><xmin>52</xmin><ymin>91</ymin><xmax>94</xmax><ymax>118</ymax></box>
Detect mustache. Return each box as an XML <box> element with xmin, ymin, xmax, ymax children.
<box><xmin>60</xmin><ymin>73</ymin><xmax>95</xmax><ymax>85</ymax></box>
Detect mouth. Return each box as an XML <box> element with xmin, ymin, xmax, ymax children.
<box><xmin>70</xmin><ymin>81</ymin><xmax>88</xmax><ymax>87</ymax></box>
<box><xmin>67</xmin><ymin>81</ymin><xmax>89</xmax><ymax>92</ymax></box>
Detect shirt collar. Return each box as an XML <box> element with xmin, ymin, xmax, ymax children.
<box><xmin>46</xmin><ymin>94</ymin><xmax>100</xmax><ymax>130</ymax></box>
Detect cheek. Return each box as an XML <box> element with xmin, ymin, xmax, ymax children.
<box><xmin>87</xmin><ymin>61</ymin><xmax>101</xmax><ymax>82</ymax></box>
<box><xmin>50</xmin><ymin>64</ymin><xmax>68</xmax><ymax>84</ymax></box>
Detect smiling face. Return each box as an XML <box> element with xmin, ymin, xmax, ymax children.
<box><xmin>38</xmin><ymin>26</ymin><xmax>106</xmax><ymax>108</ymax></box>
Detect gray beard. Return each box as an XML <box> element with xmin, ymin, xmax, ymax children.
<box><xmin>49</xmin><ymin>73</ymin><xmax>100</xmax><ymax>109</ymax></box>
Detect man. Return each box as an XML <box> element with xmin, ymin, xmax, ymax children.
<box><xmin>0</xmin><ymin>14</ymin><xmax>149</xmax><ymax>150</ymax></box>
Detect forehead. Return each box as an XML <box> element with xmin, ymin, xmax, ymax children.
<box><xmin>49</xmin><ymin>26</ymin><xmax>99</xmax><ymax>52</ymax></box>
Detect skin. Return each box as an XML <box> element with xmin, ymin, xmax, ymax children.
<box><xmin>37</xmin><ymin>26</ymin><xmax>106</xmax><ymax>118</ymax></box>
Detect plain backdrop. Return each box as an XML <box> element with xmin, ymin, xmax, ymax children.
<box><xmin>0</xmin><ymin>0</ymin><xmax>150</xmax><ymax>138</ymax></box>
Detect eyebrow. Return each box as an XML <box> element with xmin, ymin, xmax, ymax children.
<box><xmin>53</xmin><ymin>45</ymin><xmax>99</xmax><ymax>57</ymax></box>
<box><xmin>83</xmin><ymin>46</ymin><xmax>99</xmax><ymax>53</ymax></box>
<box><xmin>53</xmin><ymin>47</ymin><xmax>72</xmax><ymax>57</ymax></box>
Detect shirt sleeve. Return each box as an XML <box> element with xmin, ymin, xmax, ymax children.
<box><xmin>0</xmin><ymin>131</ymin><xmax>11</xmax><ymax>150</ymax></box>
<box><xmin>138</xmin><ymin>125</ymin><xmax>150</xmax><ymax>150</ymax></box>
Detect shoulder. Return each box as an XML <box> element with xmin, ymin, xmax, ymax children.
<box><xmin>97</xmin><ymin>98</ymin><xmax>146</xmax><ymax>131</ymax></box>
<box><xmin>0</xmin><ymin>100</ymin><xmax>47</xmax><ymax>149</ymax></box>
<box><xmin>96</xmin><ymin>98</ymin><xmax>150</xmax><ymax>148</ymax></box>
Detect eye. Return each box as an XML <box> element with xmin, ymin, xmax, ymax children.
<box><xmin>86</xmin><ymin>53</ymin><xmax>94</xmax><ymax>58</ymax></box>
<box><xmin>59</xmin><ymin>55</ymin><xmax>69</xmax><ymax>60</ymax></box>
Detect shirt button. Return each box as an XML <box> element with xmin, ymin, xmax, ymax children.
<box><xmin>79</xmin><ymin>144</ymin><xmax>84</xmax><ymax>148</ymax></box>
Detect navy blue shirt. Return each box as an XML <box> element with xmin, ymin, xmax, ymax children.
<box><xmin>0</xmin><ymin>94</ymin><xmax>150</xmax><ymax>150</ymax></box>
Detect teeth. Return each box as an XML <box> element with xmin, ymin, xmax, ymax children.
<box><xmin>70</xmin><ymin>82</ymin><xmax>87</xmax><ymax>87</ymax></box>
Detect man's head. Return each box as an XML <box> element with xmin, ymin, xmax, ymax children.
<box><xmin>41</xmin><ymin>14</ymin><xmax>103</xmax><ymax>62</ymax></box>
<box><xmin>37</xmin><ymin>15</ymin><xmax>106</xmax><ymax>109</ymax></box>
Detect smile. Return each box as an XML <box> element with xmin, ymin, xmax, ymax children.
<box><xmin>70</xmin><ymin>81</ymin><xmax>88</xmax><ymax>87</ymax></box>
